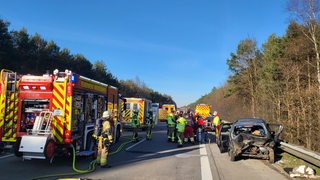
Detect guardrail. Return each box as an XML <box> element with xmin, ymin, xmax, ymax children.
<box><xmin>280</xmin><ymin>142</ymin><xmax>320</xmax><ymax>167</ymax></box>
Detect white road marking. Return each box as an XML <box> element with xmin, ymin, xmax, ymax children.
<box><xmin>200</xmin><ymin>144</ymin><xmax>213</xmax><ymax>180</ymax></box>
<box><xmin>125</xmin><ymin>138</ymin><xmax>146</xmax><ymax>151</ymax></box>
<box><xmin>0</xmin><ymin>154</ymin><xmax>14</xmax><ymax>159</ymax></box>
<box><xmin>125</xmin><ymin>137</ymin><xmax>213</xmax><ymax>180</ymax></box>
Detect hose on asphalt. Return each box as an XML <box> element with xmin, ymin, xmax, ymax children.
<box><xmin>27</xmin><ymin>137</ymin><xmax>135</xmax><ymax>180</ymax></box>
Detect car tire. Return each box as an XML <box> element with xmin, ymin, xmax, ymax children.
<box><xmin>268</xmin><ymin>148</ymin><xmax>275</xmax><ymax>163</ymax></box>
<box><xmin>220</xmin><ymin>145</ymin><xmax>227</xmax><ymax>153</ymax></box>
<box><xmin>230</xmin><ymin>151</ymin><xmax>236</xmax><ymax>161</ymax></box>
<box><xmin>217</xmin><ymin>142</ymin><xmax>224</xmax><ymax>153</ymax></box>
<box><xmin>228</xmin><ymin>149</ymin><xmax>236</xmax><ymax>161</ymax></box>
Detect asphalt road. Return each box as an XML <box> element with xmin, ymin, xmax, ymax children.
<box><xmin>0</xmin><ymin>122</ymin><xmax>289</xmax><ymax>180</ymax></box>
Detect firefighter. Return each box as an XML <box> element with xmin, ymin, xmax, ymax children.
<box><xmin>213</xmin><ymin>111</ymin><xmax>221</xmax><ymax>140</ymax></box>
<box><xmin>167</xmin><ymin>110</ymin><xmax>176</xmax><ymax>142</ymax></box>
<box><xmin>145</xmin><ymin>110</ymin><xmax>153</xmax><ymax>140</ymax></box>
<box><xmin>184</xmin><ymin>115</ymin><xmax>195</xmax><ymax>144</ymax></box>
<box><xmin>176</xmin><ymin>113</ymin><xmax>187</xmax><ymax>148</ymax></box>
<box><xmin>94</xmin><ymin>110</ymin><xmax>113</xmax><ymax>168</ymax></box>
<box><xmin>131</xmin><ymin>110</ymin><xmax>140</xmax><ymax>142</ymax></box>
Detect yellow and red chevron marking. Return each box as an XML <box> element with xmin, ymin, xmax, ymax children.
<box><xmin>52</xmin><ymin>82</ymin><xmax>71</xmax><ymax>144</ymax></box>
<box><xmin>124</xmin><ymin>109</ymin><xmax>131</xmax><ymax>122</ymax></box>
<box><xmin>0</xmin><ymin>93</ymin><xmax>5</xmax><ymax>135</ymax></box>
<box><xmin>2</xmin><ymin>92</ymin><xmax>18</xmax><ymax>142</ymax></box>
<box><xmin>65</xmin><ymin>95</ymin><xmax>72</xmax><ymax>132</ymax></box>
<box><xmin>138</xmin><ymin>100</ymin><xmax>144</xmax><ymax>122</ymax></box>
<box><xmin>195</xmin><ymin>104</ymin><xmax>211</xmax><ymax>118</ymax></box>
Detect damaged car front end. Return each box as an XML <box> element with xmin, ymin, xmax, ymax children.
<box><xmin>228</xmin><ymin>118</ymin><xmax>283</xmax><ymax>163</ymax></box>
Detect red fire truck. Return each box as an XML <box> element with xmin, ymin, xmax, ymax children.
<box><xmin>0</xmin><ymin>69</ymin><xmax>20</xmax><ymax>153</ymax></box>
<box><xmin>14</xmin><ymin>69</ymin><xmax>122</xmax><ymax>162</ymax></box>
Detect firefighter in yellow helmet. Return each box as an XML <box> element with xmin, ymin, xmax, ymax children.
<box><xmin>167</xmin><ymin>110</ymin><xmax>176</xmax><ymax>142</ymax></box>
<box><xmin>131</xmin><ymin>109</ymin><xmax>140</xmax><ymax>142</ymax></box>
<box><xmin>94</xmin><ymin>110</ymin><xmax>113</xmax><ymax>168</ymax></box>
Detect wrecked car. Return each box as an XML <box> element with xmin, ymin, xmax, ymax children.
<box><xmin>228</xmin><ymin>118</ymin><xmax>283</xmax><ymax>163</ymax></box>
<box><xmin>216</xmin><ymin>122</ymin><xmax>232</xmax><ymax>153</ymax></box>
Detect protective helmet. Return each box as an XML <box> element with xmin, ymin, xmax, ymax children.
<box><xmin>102</xmin><ymin>111</ymin><xmax>110</xmax><ymax>119</ymax></box>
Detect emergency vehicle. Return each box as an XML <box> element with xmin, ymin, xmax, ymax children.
<box><xmin>122</xmin><ymin>97</ymin><xmax>152</xmax><ymax>129</ymax></box>
<box><xmin>158</xmin><ymin>108</ymin><xmax>168</xmax><ymax>122</ymax></box>
<box><xmin>0</xmin><ymin>69</ymin><xmax>20</xmax><ymax>153</ymax></box>
<box><xmin>162</xmin><ymin>104</ymin><xmax>176</xmax><ymax>113</ymax></box>
<box><xmin>14</xmin><ymin>69</ymin><xmax>122</xmax><ymax>161</ymax></box>
<box><xmin>195</xmin><ymin>104</ymin><xmax>211</xmax><ymax>118</ymax></box>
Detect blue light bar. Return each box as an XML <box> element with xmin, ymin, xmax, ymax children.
<box><xmin>71</xmin><ymin>73</ymin><xmax>77</xmax><ymax>83</ymax></box>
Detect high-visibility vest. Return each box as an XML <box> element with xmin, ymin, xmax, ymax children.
<box><xmin>176</xmin><ymin>117</ymin><xmax>187</xmax><ymax>132</ymax></box>
<box><xmin>213</xmin><ymin>116</ymin><xmax>220</xmax><ymax>126</ymax></box>
<box><xmin>131</xmin><ymin>114</ymin><xmax>140</xmax><ymax>128</ymax></box>
<box><xmin>167</xmin><ymin>113</ymin><xmax>175</xmax><ymax>125</ymax></box>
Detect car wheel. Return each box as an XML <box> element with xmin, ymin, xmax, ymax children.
<box><xmin>268</xmin><ymin>148</ymin><xmax>275</xmax><ymax>163</ymax></box>
<box><xmin>230</xmin><ymin>151</ymin><xmax>236</xmax><ymax>161</ymax></box>
<box><xmin>228</xmin><ymin>148</ymin><xmax>236</xmax><ymax>161</ymax></box>
<box><xmin>220</xmin><ymin>145</ymin><xmax>226</xmax><ymax>153</ymax></box>
<box><xmin>217</xmin><ymin>142</ymin><xmax>223</xmax><ymax>153</ymax></box>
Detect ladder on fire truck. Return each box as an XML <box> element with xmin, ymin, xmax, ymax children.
<box><xmin>19</xmin><ymin>111</ymin><xmax>54</xmax><ymax>160</ymax></box>
<box><xmin>30</xmin><ymin>111</ymin><xmax>53</xmax><ymax>135</ymax></box>
<box><xmin>0</xmin><ymin>69</ymin><xmax>19</xmax><ymax>145</ymax></box>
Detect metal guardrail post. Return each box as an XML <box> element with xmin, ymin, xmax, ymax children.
<box><xmin>280</xmin><ymin>142</ymin><xmax>320</xmax><ymax>167</ymax></box>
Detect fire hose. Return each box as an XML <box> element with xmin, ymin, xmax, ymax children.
<box><xmin>27</xmin><ymin>136</ymin><xmax>135</xmax><ymax>180</ymax></box>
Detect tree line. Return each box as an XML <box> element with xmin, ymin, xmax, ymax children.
<box><xmin>194</xmin><ymin>0</ymin><xmax>320</xmax><ymax>152</ymax></box>
<box><xmin>0</xmin><ymin>19</ymin><xmax>175</xmax><ymax>107</ymax></box>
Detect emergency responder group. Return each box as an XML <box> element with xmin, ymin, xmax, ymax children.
<box><xmin>92</xmin><ymin>108</ymin><xmax>220</xmax><ymax>167</ymax></box>
<box><xmin>166</xmin><ymin>110</ymin><xmax>220</xmax><ymax>148</ymax></box>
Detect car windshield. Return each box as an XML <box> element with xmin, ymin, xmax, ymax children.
<box><xmin>234</xmin><ymin>124</ymin><xmax>265</xmax><ymax>136</ymax></box>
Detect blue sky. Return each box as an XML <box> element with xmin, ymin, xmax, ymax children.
<box><xmin>0</xmin><ymin>0</ymin><xmax>289</xmax><ymax>107</ymax></box>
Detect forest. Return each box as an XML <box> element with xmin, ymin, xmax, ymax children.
<box><xmin>0</xmin><ymin>19</ymin><xmax>175</xmax><ymax>107</ymax></box>
<box><xmin>191</xmin><ymin>0</ymin><xmax>320</xmax><ymax>152</ymax></box>
<box><xmin>1</xmin><ymin>0</ymin><xmax>320</xmax><ymax>152</ymax></box>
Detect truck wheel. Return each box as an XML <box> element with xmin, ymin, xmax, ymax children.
<box><xmin>44</xmin><ymin>139</ymin><xmax>55</xmax><ymax>160</ymax></box>
<box><xmin>268</xmin><ymin>148</ymin><xmax>275</xmax><ymax>163</ymax></box>
<box><xmin>14</xmin><ymin>138</ymin><xmax>23</xmax><ymax>157</ymax></box>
